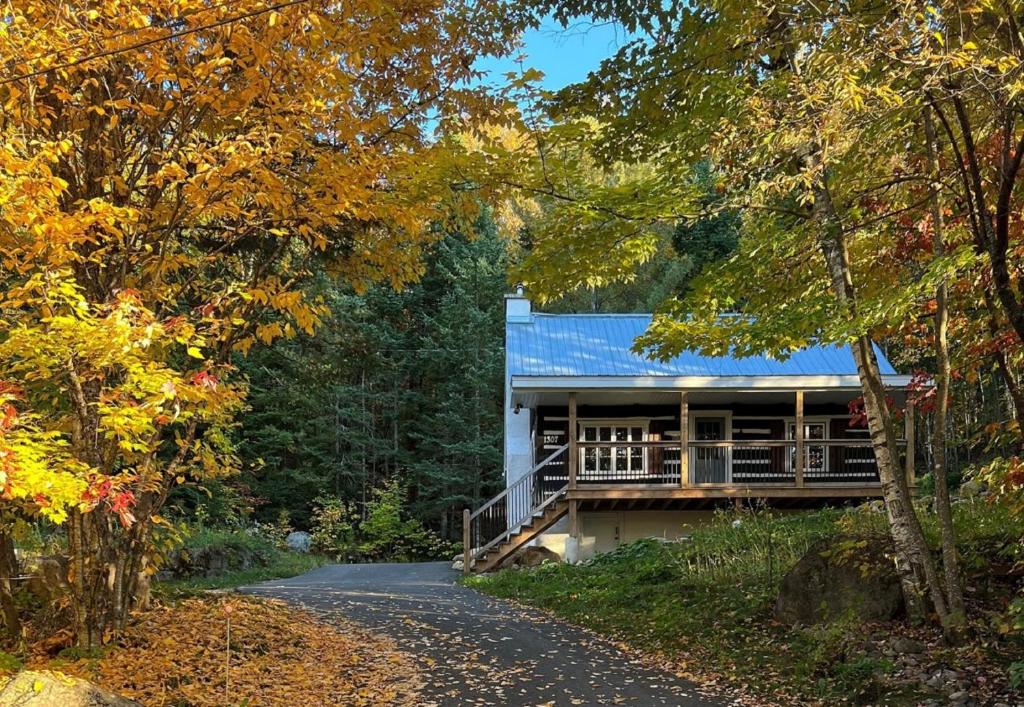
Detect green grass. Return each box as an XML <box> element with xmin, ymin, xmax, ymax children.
<box><xmin>465</xmin><ymin>502</ymin><xmax>1024</xmax><ymax>705</ymax></box>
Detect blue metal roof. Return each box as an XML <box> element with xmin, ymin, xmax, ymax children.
<box><xmin>507</xmin><ymin>314</ymin><xmax>898</xmax><ymax>378</ymax></box>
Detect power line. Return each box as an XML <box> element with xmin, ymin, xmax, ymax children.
<box><xmin>0</xmin><ymin>0</ymin><xmax>316</xmax><ymax>86</ymax></box>
<box><xmin>7</xmin><ymin>0</ymin><xmax>250</xmax><ymax>68</ymax></box>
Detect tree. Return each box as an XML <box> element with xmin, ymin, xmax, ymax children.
<box><xmin>232</xmin><ymin>210</ymin><xmax>507</xmax><ymax>538</ymax></box>
<box><xmin>470</xmin><ymin>0</ymin><xmax>1024</xmax><ymax>636</ymax></box>
<box><xmin>0</xmin><ymin>0</ymin><xmax>504</xmax><ymax>646</ymax></box>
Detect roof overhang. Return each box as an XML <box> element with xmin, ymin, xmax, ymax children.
<box><xmin>510</xmin><ymin>374</ymin><xmax>913</xmax><ymax>392</ymax></box>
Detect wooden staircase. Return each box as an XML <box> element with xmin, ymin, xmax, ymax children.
<box><xmin>473</xmin><ymin>499</ymin><xmax>568</xmax><ymax>573</ymax></box>
<box><xmin>463</xmin><ymin>444</ymin><xmax>569</xmax><ymax>574</ymax></box>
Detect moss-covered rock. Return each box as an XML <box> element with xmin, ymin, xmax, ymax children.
<box><xmin>774</xmin><ymin>534</ymin><xmax>903</xmax><ymax>625</ymax></box>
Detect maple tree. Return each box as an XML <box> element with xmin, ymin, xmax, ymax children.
<box><xmin>0</xmin><ymin>0</ymin><xmax>506</xmax><ymax>646</ymax></box>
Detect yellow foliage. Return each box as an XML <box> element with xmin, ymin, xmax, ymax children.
<box><xmin>0</xmin><ymin>0</ymin><xmax>507</xmax><ymax>526</ymax></box>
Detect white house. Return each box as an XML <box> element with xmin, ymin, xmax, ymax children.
<box><xmin>462</xmin><ymin>290</ymin><xmax>914</xmax><ymax>572</ymax></box>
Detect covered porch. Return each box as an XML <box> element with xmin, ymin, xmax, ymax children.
<box><xmin>516</xmin><ymin>387</ymin><xmax>916</xmax><ymax>496</ymax></box>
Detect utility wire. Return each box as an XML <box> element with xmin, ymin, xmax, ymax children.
<box><xmin>7</xmin><ymin>0</ymin><xmax>251</xmax><ymax>68</ymax></box>
<box><xmin>0</xmin><ymin>0</ymin><xmax>316</xmax><ymax>86</ymax></box>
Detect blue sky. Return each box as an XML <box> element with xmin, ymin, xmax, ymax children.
<box><xmin>474</xmin><ymin>17</ymin><xmax>631</xmax><ymax>91</ymax></box>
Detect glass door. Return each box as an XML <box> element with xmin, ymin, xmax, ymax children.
<box><xmin>693</xmin><ymin>416</ymin><xmax>728</xmax><ymax>483</ymax></box>
<box><xmin>789</xmin><ymin>421</ymin><xmax>826</xmax><ymax>477</ymax></box>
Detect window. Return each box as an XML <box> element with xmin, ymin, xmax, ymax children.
<box><xmin>581</xmin><ymin>423</ymin><xmax>646</xmax><ymax>478</ymax></box>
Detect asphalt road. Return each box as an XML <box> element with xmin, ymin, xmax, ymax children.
<box><xmin>240</xmin><ymin>561</ymin><xmax>727</xmax><ymax>707</ymax></box>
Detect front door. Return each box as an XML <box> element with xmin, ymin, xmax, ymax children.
<box><xmin>789</xmin><ymin>421</ymin><xmax>827</xmax><ymax>478</ymax></box>
<box><xmin>693</xmin><ymin>416</ymin><xmax>728</xmax><ymax>484</ymax></box>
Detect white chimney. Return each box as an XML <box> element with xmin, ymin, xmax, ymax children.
<box><xmin>505</xmin><ymin>285</ymin><xmax>531</xmax><ymax>323</ymax></box>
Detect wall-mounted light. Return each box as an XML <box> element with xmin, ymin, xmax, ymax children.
<box><xmin>513</xmin><ymin>403</ymin><xmax>523</xmax><ymax>415</ymax></box>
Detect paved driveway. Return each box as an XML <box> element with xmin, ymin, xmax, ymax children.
<box><xmin>241</xmin><ymin>562</ymin><xmax>726</xmax><ymax>707</ymax></box>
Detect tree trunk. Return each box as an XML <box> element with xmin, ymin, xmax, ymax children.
<box><xmin>924</xmin><ymin>108</ymin><xmax>968</xmax><ymax>638</ymax></box>
<box><xmin>0</xmin><ymin>529</ymin><xmax>22</xmax><ymax>641</ymax></box>
<box><xmin>802</xmin><ymin>148</ymin><xmax>951</xmax><ymax>626</ymax></box>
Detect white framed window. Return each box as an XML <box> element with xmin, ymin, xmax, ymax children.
<box><xmin>580</xmin><ymin>421</ymin><xmax>647</xmax><ymax>477</ymax></box>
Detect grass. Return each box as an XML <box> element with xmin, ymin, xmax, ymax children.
<box><xmin>156</xmin><ymin>551</ymin><xmax>325</xmax><ymax>597</ymax></box>
<box><xmin>465</xmin><ymin>502</ymin><xmax>1024</xmax><ymax>705</ymax></box>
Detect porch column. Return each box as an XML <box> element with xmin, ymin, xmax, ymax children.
<box><xmin>568</xmin><ymin>392</ymin><xmax>578</xmax><ymax>490</ymax></box>
<box><xmin>904</xmin><ymin>397</ymin><xmax>915</xmax><ymax>485</ymax></box>
<box><xmin>794</xmin><ymin>390</ymin><xmax>805</xmax><ymax>487</ymax></box>
<box><xmin>679</xmin><ymin>391</ymin><xmax>689</xmax><ymax>487</ymax></box>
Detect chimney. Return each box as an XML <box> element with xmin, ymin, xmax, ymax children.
<box><xmin>505</xmin><ymin>284</ymin><xmax>532</xmax><ymax>323</ymax></box>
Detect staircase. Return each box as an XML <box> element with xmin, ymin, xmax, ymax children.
<box><xmin>463</xmin><ymin>444</ymin><xmax>569</xmax><ymax>573</ymax></box>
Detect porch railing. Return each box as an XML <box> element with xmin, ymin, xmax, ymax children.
<box><xmin>463</xmin><ymin>444</ymin><xmax>569</xmax><ymax>571</ymax></box>
<box><xmin>567</xmin><ymin>439</ymin><xmax>905</xmax><ymax>486</ymax></box>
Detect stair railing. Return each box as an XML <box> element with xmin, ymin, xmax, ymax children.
<box><xmin>463</xmin><ymin>444</ymin><xmax>569</xmax><ymax>572</ymax></box>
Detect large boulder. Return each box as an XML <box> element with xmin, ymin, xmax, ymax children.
<box><xmin>0</xmin><ymin>671</ymin><xmax>141</xmax><ymax>706</ymax></box>
<box><xmin>24</xmin><ymin>556</ymin><xmax>69</xmax><ymax>602</ymax></box>
<box><xmin>774</xmin><ymin>534</ymin><xmax>903</xmax><ymax>625</ymax></box>
<box><xmin>285</xmin><ymin>531</ymin><xmax>311</xmax><ymax>553</ymax></box>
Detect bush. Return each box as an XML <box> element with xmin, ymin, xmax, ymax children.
<box><xmin>309</xmin><ymin>497</ymin><xmax>359</xmax><ymax>560</ymax></box>
<box><xmin>172</xmin><ymin>527</ymin><xmax>281</xmax><ymax>578</ymax></box>
<box><xmin>310</xmin><ymin>479</ymin><xmax>454</xmax><ymax>562</ymax></box>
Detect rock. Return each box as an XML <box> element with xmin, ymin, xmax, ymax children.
<box><xmin>774</xmin><ymin>534</ymin><xmax>903</xmax><ymax>625</ymax></box>
<box><xmin>24</xmin><ymin>556</ymin><xmax>69</xmax><ymax>601</ymax></box>
<box><xmin>503</xmin><ymin>545</ymin><xmax>560</xmax><ymax>569</ymax></box>
<box><xmin>948</xmin><ymin>690</ymin><xmax>970</xmax><ymax>704</ymax></box>
<box><xmin>451</xmin><ymin>558</ymin><xmax>464</xmax><ymax>572</ymax></box>
<box><xmin>925</xmin><ymin>669</ymin><xmax>960</xmax><ymax>690</ymax></box>
<box><xmin>0</xmin><ymin>670</ymin><xmax>141</xmax><ymax>706</ymax></box>
<box><xmin>285</xmin><ymin>531</ymin><xmax>311</xmax><ymax>553</ymax></box>
<box><xmin>959</xmin><ymin>479</ymin><xmax>986</xmax><ymax>499</ymax></box>
<box><xmin>891</xmin><ymin>637</ymin><xmax>926</xmax><ymax>654</ymax></box>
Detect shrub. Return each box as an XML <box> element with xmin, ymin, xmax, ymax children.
<box><xmin>310</xmin><ymin>479</ymin><xmax>454</xmax><ymax>563</ymax></box>
<box><xmin>309</xmin><ymin>497</ymin><xmax>359</xmax><ymax>561</ymax></box>
<box><xmin>358</xmin><ymin>479</ymin><xmax>452</xmax><ymax>562</ymax></box>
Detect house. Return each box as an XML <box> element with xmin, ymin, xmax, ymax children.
<box><xmin>462</xmin><ymin>289</ymin><xmax>915</xmax><ymax>572</ymax></box>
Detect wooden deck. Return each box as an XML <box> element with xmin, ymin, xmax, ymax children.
<box><xmin>568</xmin><ymin>483</ymin><xmax>885</xmax><ymax>512</ymax></box>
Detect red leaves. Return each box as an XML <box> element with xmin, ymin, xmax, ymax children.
<box><xmin>906</xmin><ymin>370</ymin><xmax>937</xmax><ymax>414</ymax></box>
<box><xmin>848</xmin><ymin>397</ymin><xmax>869</xmax><ymax>428</ymax></box>
<box><xmin>0</xmin><ymin>403</ymin><xmax>18</xmax><ymax>432</ymax></box>
<box><xmin>191</xmin><ymin>371</ymin><xmax>218</xmax><ymax>389</ymax></box>
<box><xmin>110</xmin><ymin>490</ymin><xmax>136</xmax><ymax>527</ymax></box>
<box><xmin>195</xmin><ymin>302</ymin><xmax>216</xmax><ymax>318</ymax></box>
<box><xmin>81</xmin><ymin>476</ymin><xmax>138</xmax><ymax>526</ymax></box>
<box><xmin>848</xmin><ymin>394</ymin><xmax>902</xmax><ymax>427</ymax></box>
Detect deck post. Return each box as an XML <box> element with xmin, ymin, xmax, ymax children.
<box><xmin>462</xmin><ymin>508</ymin><xmax>471</xmax><ymax>574</ymax></box>
<box><xmin>566</xmin><ymin>500</ymin><xmax>580</xmax><ymax>564</ymax></box>
<box><xmin>904</xmin><ymin>397</ymin><xmax>915</xmax><ymax>485</ymax></box>
<box><xmin>794</xmin><ymin>390</ymin><xmax>805</xmax><ymax>487</ymax></box>
<box><xmin>679</xmin><ymin>391</ymin><xmax>689</xmax><ymax>487</ymax></box>
<box><xmin>568</xmin><ymin>392</ymin><xmax>578</xmax><ymax>490</ymax></box>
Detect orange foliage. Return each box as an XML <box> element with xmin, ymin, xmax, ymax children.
<box><xmin>35</xmin><ymin>597</ymin><xmax>421</xmax><ymax>706</ymax></box>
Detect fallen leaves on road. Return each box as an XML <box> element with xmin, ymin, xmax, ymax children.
<box><xmin>39</xmin><ymin>597</ymin><xmax>421</xmax><ymax>706</ymax></box>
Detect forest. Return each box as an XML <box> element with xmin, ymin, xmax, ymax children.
<box><xmin>0</xmin><ymin>0</ymin><xmax>1023</xmax><ymax>705</ymax></box>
